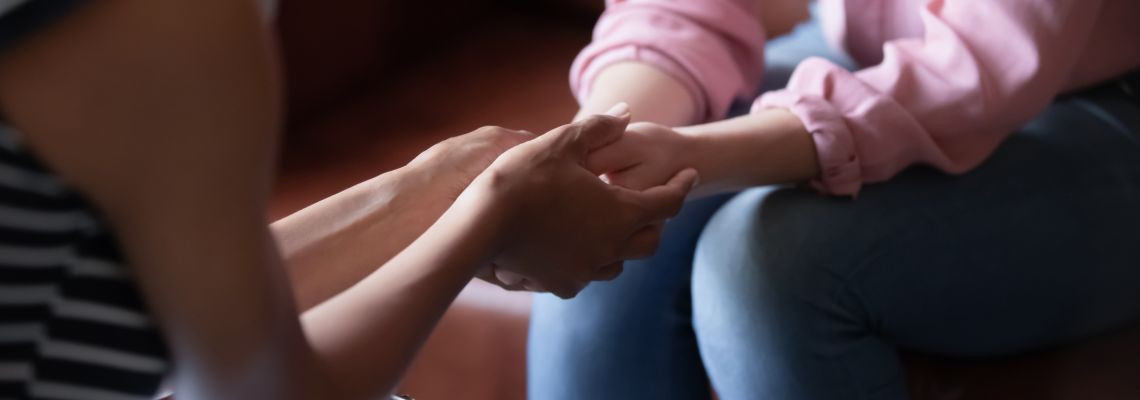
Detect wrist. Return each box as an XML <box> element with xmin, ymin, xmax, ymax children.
<box><xmin>675</xmin><ymin>127</ymin><xmax>725</xmax><ymax>196</ymax></box>
<box><xmin>675</xmin><ymin>108</ymin><xmax>818</xmax><ymax>195</ymax></box>
<box><xmin>436</xmin><ymin>172</ymin><xmax>514</xmax><ymax>269</ymax></box>
<box><xmin>373</xmin><ymin>163</ymin><xmax>458</xmax><ymax>225</ymax></box>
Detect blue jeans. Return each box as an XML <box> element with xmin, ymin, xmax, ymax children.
<box><xmin>692</xmin><ymin>77</ymin><xmax>1140</xmax><ymax>399</ymax></box>
<box><xmin>528</xmin><ymin>16</ymin><xmax>854</xmax><ymax>400</ymax></box>
<box><xmin>529</xmin><ymin>194</ymin><xmax>732</xmax><ymax>399</ymax></box>
<box><xmin>529</xmin><ymin>18</ymin><xmax>1140</xmax><ymax>400</ymax></box>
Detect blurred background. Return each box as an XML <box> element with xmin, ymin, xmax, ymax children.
<box><xmin>267</xmin><ymin>1</ymin><xmax>1140</xmax><ymax>399</ymax></box>
<box><xmin>271</xmin><ymin>0</ymin><xmax>601</xmax><ymax>218</ymax></box>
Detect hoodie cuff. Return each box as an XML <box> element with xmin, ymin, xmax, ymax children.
<box><xmin>755</xmin><ymin>90</ymin><xmax>863</xmax><ymax>196</ymax></box>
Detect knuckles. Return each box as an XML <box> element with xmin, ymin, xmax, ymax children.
<box><xmin>474</xmin><ymin>125</ymin><xmax>510</xmax><ymax>136</ymax></box>
<box><xmin>474</xmin><ymin>125</ymin><xmax>534</xmax><ymax>149</ymax></box>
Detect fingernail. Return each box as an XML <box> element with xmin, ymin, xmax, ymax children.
<box><xmin>496</xmin><ymin>269</ymin><xmax>525</xmax><ymax>285</ymax></box>
<box><xmin>604</xmin><ymin>102</ymin><xmax>631</xmax><ymax>117</ymax></box>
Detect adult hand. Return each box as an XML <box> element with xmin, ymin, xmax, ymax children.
<box><xmin>385</xmin><ymin>125</ymin><xmax>537</xmax><ymax>239</ymax></box>
<box><xmin>586</xmin><ymin>121</ymin><xmax>697</xmax><ymax>191</ymax></box>
<box><xmin>405</xmin><ymin>125</ymin><xmax>537</xmax><ymax>204</ymax></box>
<box><xmin>275</xmin><ymin>125</ymin><xmax>536</xmax><ymax>311</ymax></box>
<box><xmin>468</xmin><ymin>104</ymin><xmax>699</xmax><ymax>298</ymax></box>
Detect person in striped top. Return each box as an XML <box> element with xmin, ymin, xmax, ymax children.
<box><xmin>0</xmin><ymin>1</ymin><xmax>695</xmax><ymax>399</ymax></box>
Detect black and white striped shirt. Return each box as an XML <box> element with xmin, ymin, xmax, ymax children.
<box><xmin>0</xmin><ymin>123</ymin><xmax>170</xmax><ymax>399</ymax></box>
<box><xmin>1</xmin><ymin>0</ymin><xmax>174</xmax><ymax>391</ymax></box>
<box><xmin>0</xmin><ymin>2</ymin><xmax>419</xmax><ymax>399</ymax></box>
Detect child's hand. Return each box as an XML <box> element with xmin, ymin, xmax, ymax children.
<box><xmin>467</xmin><ymin>108</ymin><xmax>698</xmax><ymax>298</ymax></box>
<box><xmin>586</xmin><ymin>122</ymin><xmax>697</xmax><ymax>191</ymax></box>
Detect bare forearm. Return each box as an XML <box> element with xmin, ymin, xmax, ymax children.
<box><xmin>274</xmin><ymin>126</ymin><xmax>535</xmax><ymax>312</ymax></box>
<box><xmin>575</xmin><ymin>62</ymin><xmax>701</xmax><ymax>126</ymax></box>
<box><xmin>300</xmin><ymin>187</ymin><xmax>505</xmax><ymax>399</ymax></box>
<box><xmin>678</xmin><ymin>108</ymin><xmax>819</xmax><ymax>196</ymax></box>
<box><xmin>272</xmin><ymin>163</ymin><xmax>451</xmax><ymax>311</ymax></box>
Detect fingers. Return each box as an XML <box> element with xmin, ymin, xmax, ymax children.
<box><xmin>550</xmin><ymin>103</ymin><xmax>631</xmax><ymax>159</ymax></box>
<box><xmin>627</xmin><ymin>168</ymin><xmax>699</xmax><ymax>224</ymax></box>
<box><xmin>601</xmin><ymin>168</ymin><xmax>665</xmax><ymax>192</ymax></box>
<box><xmin>602</xmin><ymin>102</ymin><xmax>631</xmax><ymax>119</ymax></box>
<box><xmin>475</xmin><ymin>264</ymin><xmax>529</xmax><ymax>291</ymax></box>
<box><xmin>545</xmin><ymin>280</ymin><xmax>588</xmax><ymax>299</ymax></box>
<box><xmin>585</xmin><ymin>135</ymin><xmax>640</xmax><ymax>175</ymax></box>
<box><xmin>471</xmin><ymin>126</ymin><xmax>536</xmax><ymax>152</ymax></box>
<box><xmin>592</xmin><ymin>261</ymin><xmax>625</xmax><ymax>281</ymax></box>
<box><xmin>493</xmin><ymin>128</ymin><xmax>537</xmax><ymax>150</ymax></box>
<box><xmin>482</xmin><ymin>264</ymin><xmax>590</xmax><ymax>297</ymax></box>
<box><xmin>417</xmin><ymin>126</ymin><xmax>534</xmax><ymax>165</ymax></box>
<box><xmin>494</xmin><ymin>268</ymin><xmax>527</xmax><ymax>286</ymax></box>
<box><xmin>619</xmin><ymin>223</ymin><xmax>664</xmax><ymax>259</ymax></box>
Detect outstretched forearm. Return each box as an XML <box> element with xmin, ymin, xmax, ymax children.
<box><xmin>678</xmin><ymin>108</ymin><xmax>818</xmax><ymax>197</ymax></box>
<box><xmin>273</xmin><ymin>126</ymin><xmax>533</xmax><ymax>311</ymax></box>
<box><xmin>299</xmin><ymin>185</ymin><xmax>506</xmax><ymax>399</ymax></box>
<box><xmin>272</xmin><ymin>162</ymin><xmax>452</xmax><ymax>311</ymax></box>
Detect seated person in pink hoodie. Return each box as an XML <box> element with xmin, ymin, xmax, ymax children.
<box><xmin>529</xmin><ymin>1</ymin><xmax>1140</xmax><ymax>398</ymax></box>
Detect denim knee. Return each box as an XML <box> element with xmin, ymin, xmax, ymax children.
<box><xmin>690</xmin><ymin>188</ymin><xmax>905</xmax><ymax>399</ymax></box>
<box><xmin>692</xmin><ymin>187</ymin><xmax>864</xmax><ymax>315</ymax></box>
<box><xmin>691</xmin><ymin>187</ymin><xmax>881</xmax><ymax>355</ymax></box>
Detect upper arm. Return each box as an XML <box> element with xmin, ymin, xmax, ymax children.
<box><xmin>0</xmin><ymin>0</ymin><xmax>328</xmax><ymax>398</ymax></box>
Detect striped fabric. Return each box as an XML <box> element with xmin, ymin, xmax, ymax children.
<box><xmin>0</xmin><ymin>0</ymin><xmax>87</xmax><ymax>57</ymax></box>
<box><xmin>0</xmin><ymin>125</ymin><xmax>169</xmax><ymax>399</ymax></box>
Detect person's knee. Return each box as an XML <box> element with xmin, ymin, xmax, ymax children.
<box><xmin>691</xmin><ymin>187</ymin><xmax>884</xmax><ymax>390</ymax></box>
<box><xmin>692</xmin><ymin>187</ymin><xmax>858</xmax><ymax>318</ymax></box>
<box><xmin>693</xmin><ymin>189</ymin><xmax>769</xmax><ymax>301</ymax></box>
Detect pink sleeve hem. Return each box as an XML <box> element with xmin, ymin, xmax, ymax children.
<box><xmin>567</xmin><ymin>0</ymin><xmax>767</xmax><ymax>121</ymax></box>
<box><xmin>755</xmin><ymin>90</ymin><xmax>863</xmax><ymax>196</ymax></box>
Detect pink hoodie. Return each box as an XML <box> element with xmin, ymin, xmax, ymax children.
<box><xmin>571</xmin><ymin>0</ymin><xmax>1140</xmax><ymax>195</ymax></box>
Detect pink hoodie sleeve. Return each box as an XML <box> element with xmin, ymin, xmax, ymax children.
<box><xmin>570</xmin><ymin>0</ymin><xmax>767</xmax><ymax>121</ymax></box>
<box><xmin>756</xmin><ymin>0</ymin><xmax>1107</xmax><ymax>196</ymax></box>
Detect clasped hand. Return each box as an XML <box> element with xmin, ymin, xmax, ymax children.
<box><xmin>457</xmin><ymin>105</ymin><xmax>696</xmax><ymax>298</ymax></box>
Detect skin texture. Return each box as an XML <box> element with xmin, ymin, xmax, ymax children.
<box><xmin>484</xmin><ymin>109</ymin><xmax>696</xmax><ymax>297</ymax></box>
<box><xmin>577</xmin><ymin>0</ymin><xmax>820</xmax><ymax>196</ymax></box>
<box><xmin>0</xmin><ymin>1</ymin><xmax>695</xmax><ymax>399</ymax></box>
<box><xmin>275</xmin><ymin>127</ymin><xmax>537</xmax><ymax>311</ymax></box>
<box><xmin>587</xmin><ymin>111</ymin><xmax>820</xmax><ymax>197</ymax></box>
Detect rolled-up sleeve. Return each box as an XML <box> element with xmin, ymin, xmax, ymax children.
<box><xmin>570</xmin><ymin>0</ymin><xmax>767</xmax><ymax>121</ymax></box>
<box><xmin>756</xmin><ymin>0</ymin><xmax>1105</xmax><ymax>196</ymax></box>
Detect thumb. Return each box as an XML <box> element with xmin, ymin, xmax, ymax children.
<box><xmin>562</xmin><ymin>102</ymin><xmax>631</xmax><ymax>159</ymax></box>
<box><xmin>629</xmin><ymin>168</ymin><xmax>699</xmax><ymax>224</ymax></box>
